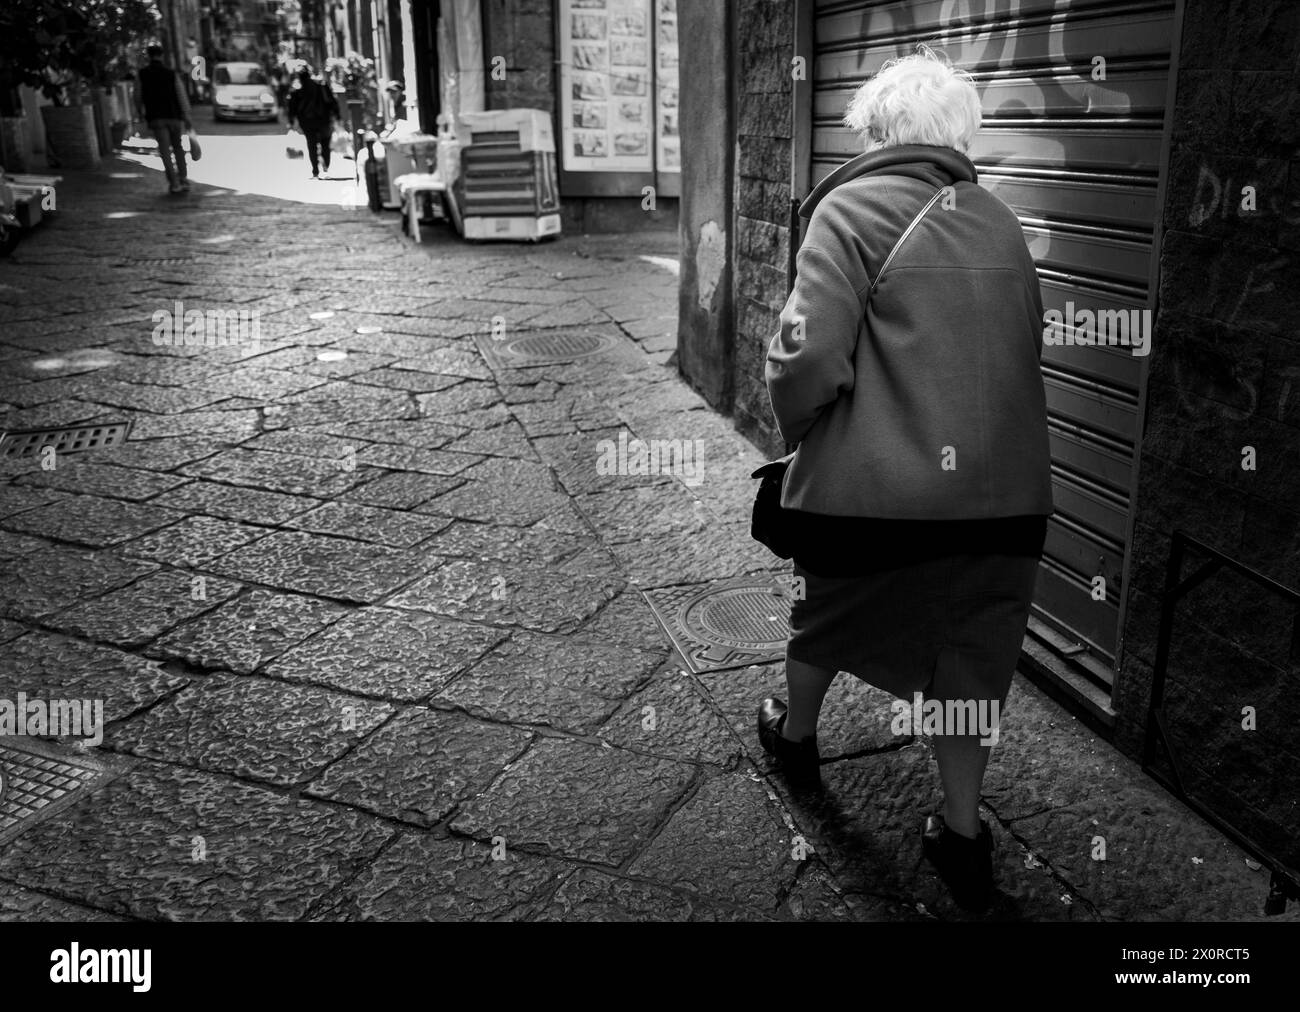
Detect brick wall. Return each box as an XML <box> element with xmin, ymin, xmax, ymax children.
<box><xmin>1112</xmin><ymin>0</ymin><xmax>1300</xmax><ymax>867</ymax></box>
<box><xmin>731</xmin><ymin>0</ymin><xmax>794</xmax><ymax>458</ymax></box>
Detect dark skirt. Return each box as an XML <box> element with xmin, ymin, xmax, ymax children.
<box><xmin>787</xmin><ymin>551</ymin><xmax>1041</xmax><ymax>706</ymax></box>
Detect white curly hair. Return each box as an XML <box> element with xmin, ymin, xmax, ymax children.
<box><xmin>843</xmin><ymin>46</ymin><xmax>983</xmax><ymax>154</ymax></box>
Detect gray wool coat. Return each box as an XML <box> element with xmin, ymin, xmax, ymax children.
<box><xmin>766</xmin><ymin>144</ymin><xmax>1054</xmax><ymax>521</ymax></box>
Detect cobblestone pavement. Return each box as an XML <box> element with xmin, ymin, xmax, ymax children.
<box><xmin>0</xmin><ymin>156</ymin><xmax>1291</xmax><ymax>922</ymax></box>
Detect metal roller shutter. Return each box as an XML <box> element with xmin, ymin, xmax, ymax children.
<box><xmin>809</xmin><ymin>0</ymin><xmax>1175</xmax><ymax>674</ymax></box>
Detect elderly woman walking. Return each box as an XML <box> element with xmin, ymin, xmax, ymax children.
<box><xmin>758</xmin><ymin>49</ymin><xmax>1053</xmax><ymax>912</ymax></box>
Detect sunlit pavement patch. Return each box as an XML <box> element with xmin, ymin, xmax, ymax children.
<box><xmin>0</xmin><ymin>738</ymin><xmax>124</xmax><ymax>847</ymax></box>
<box><xmin>20</xmin><ymin>349</ymin><xmax>125</xmax><ymax>375</ymax></box>
<box><xmin>643</xmin><ymin>575</ymin><xmax>792</xmax><ymax>674</ymax></box>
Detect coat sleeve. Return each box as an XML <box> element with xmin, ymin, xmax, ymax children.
<box><xmin>764</xmin><ymin>193</ymin><xmax>872</xmax><ymax>445</ymax></box>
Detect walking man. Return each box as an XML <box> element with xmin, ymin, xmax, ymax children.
<box><xmin>136</xmin><ymin>45</ymin><xmax>193</xmax><ymax>194</ymax></box>
<box><xmin>287</xmin><ymin>68</ymin><xmax>341</xmax><ymax>179</ymax></box>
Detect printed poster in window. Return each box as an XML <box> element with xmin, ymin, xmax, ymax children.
<box><xmin>655</xmin><ymin>0</ymin><xmax>680</xmax><ymax>173</ymax></box>
<box><xmin>560</xmin><ymin>0</ymin><xmax>653</xmax><ymax>172</ymax></box>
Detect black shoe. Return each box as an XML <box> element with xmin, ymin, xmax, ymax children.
<box><xmin>921</xmin><ymin>814</ymin><xmax>994</xmax><ymax>912</ymax></box>
<box><xmin>757</xmin><ymin>698</ymin><xmax>821</xmax><ymax>787</ymax></box>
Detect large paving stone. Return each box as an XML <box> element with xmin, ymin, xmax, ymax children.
<box><xmin>781</xmin><ymin>863</ymin><xmax>918</xmax><ymax>922</ymax></box>
<box><xmin>767</xmin><ymin>744</ymin><xmax>1080</xmax><ymax>920</ymax></box>
<box><xmin>119</xmin><ymin>514</ymin><xmax>272</xmax><ymax>567</ymax></box>
<box><xmin>415</xmin><ymin>479</ymin><xmax>573</xmax><ymax>527</ymax></box>
<box><xmin>598</xmin><ymin>663</ymin><xmax>743</xmax><ymax>766</ymax></box>
<box><xmin>0</xmin><ymin>545</ymin><xmax>157</xmax><ymax>621</ymax></box>
<box><xmin>306</xmin><ymin>707</ymin><xmax>533</xmax><ymax>825</ymax></box>
<box><xmin>607</xmin><ymin>526</ymin><xmax>775</xmax><ymax>587</ymax></box>
<box><xmin>442</xmin><ymin>419</ymin><xmax>537</xmax><ymax>459</ymax></box>
<box><xmin>128</xmin><ymin>408</ymin><xmax>260</xmax><ymax>441</ymax></box>
<box><xmin>572</xmin><ymin>588</ymin><xmax>673</xmax><ymax>655</ymax></box>
<box><xmin>698</xmin><ymin>662</ymin><xmax>905</xmax><ymax>764</ymax></box>
<box><xmin>3</xmin><ymin>494</ymin><xmax>183</xmax><ymax>547</ymax></box>
<box><xmin>178</xmin><ymin>447</ymin><xmax>371</xmax><ymax>498</ymax></box>
<box><xmin>16</xmin><ymin>461</ymin><xmax>189</xmax><ymax>501</ymax></box>
<box><xmin>512</xmin><ymin>402</ymin><xmax>624</xmax><ymax>439</ymax></box>
<box><xmin>286</xmin><ymin>501</ymin><xmax>453</xmax><ymax>548</ymax></box>
<box><xmin>263</xmin><ymin>607</ymin><xmax>506</xmax><ymax>701</ymax></box>
<box><xmin>451</xmin><ymin>737</ymin><xmax>696</xmax><ymax>867</ymax></box>
<box><xmin>198</xmin><ymin>365</ymin><xmax>331</xmax><ymax>401</ymax></box>
<box><xmin>261</xmin><ymin>391</ymin><xmax>414</xmax><ymax>430</ymax></box>
<box><xmin>309</xmin><ymin>417</ymin><xmax>465</xmax><ymax>450</ymax></box>
<box><xmin>66</xmin><ymin>379</ymin><xmax>231</xmax><ymax>414</ymax></box>
<box><xmin>533</xmin><ymin>429</ymin><xmax>673</xmax><ymax>492</ymax></box>
<box><xmin>0</xmin><ymin>530</ymin><xmax>51</xmax><ymax>558</ymax></box>
<box><xmin>0</xmin><ymin>484</ymin><xmax>72</xmax><ymax>519</ymax></box>
<box><xmin>390</xmin><ymin>347</ymin><xmax>493</xmax><ymax>381</ymax></box>
<box><xmin>0</xmin><ymin>886</ymin><xmax>123</xmax><ymax>921</ymax></box>
<box><xmin>0</xmin><ymin>760</ymin><xmax>394</xmax><ymax>920</ymax></box>
<box><xmin>981</xmin><ymin>677</ymin><xmax>1135</xmax><ymax>820</ymax></box>
<box><xmin>311</xmin><ymin>834</ymin><xmax>566</xmax><ymax>921</ymax></box>
<box><xmin>203</xmin><ymin>530</ymin><xmax>433</xmax><ymax>602</ymax></box>
<box><xmin>353</xmin><ymin>444</ymin><xmax>483</xmax><ymax>476</ymax></box>
<box><xmin>0</xmin><ymin>618</ymin><xmax>28</xmax><ymax>643</ymax></box>
<box><xmin>352</xmin><ymin>367</ymin><xmax>467</xmax><ymax>393</ymax></box>
<box><xmin>110</xmin><ymin>673</ymin><xmax>393</xmax><ymax>786</ymax></box>
<box><xmin>415</xmin><ymin>381</ymin><xmax>502</xmax><ymax>418</ymax></box>
<box><xmin>435</xmin><ymin>632</ymin><xmax>663</xmax><ymax>734</ymax></box>
<box><xmin>1007</xmin><ymin>790</ymin><xmax>1280</xmax><ymax>921</ymax></box>
<box><xmin>627</xmin><ymin>773</ymin><xmax>796</xmax><ymax>911</ymax></box>
<box><xmin>531</xmin><ymin>867</ymin><xmax>753</xmax><ymax>922</ymax></box>
<box><xmin>51</xmin><ymin>569</ymin><xmax>242</xmax><ymax>648</ymax></box>
<box><xmin>0</xmin><ymin>630</ymin><xmax>190</xmax><ymax>729</ymax></box>
<box><xmin>151</xmin><ymin>479</ymin><xmax>324</xmax><ymax>525</ymax></box>
<box><xmin>387</xmin><ymin>558</ymin><xmax>624</xmax><ymax>634</ymax></box>
<box><xmin>419</xmin><ymin>519</ymin><xmax>587</xmax><ymax>566</ymax></box>
<box><xmin>146</xmin><ymin>587</ymin><xmax>350</xmax><ymax>674</ymax></box>
<box><xmin>575</xmin><ymin>484</ymin><xmax>716</xmax><ymax>543</ymax></box>
<box><xmin>337</xmin><ymin>469</ymin><xmax>465</xmax><ymax>509</ymax></box>
<box><xmin>238</xmin><ymin>428</ymin><xmax>369</xmax><ymax>460</ymax></box>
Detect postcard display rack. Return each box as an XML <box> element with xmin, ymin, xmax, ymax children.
<box><xmin>453</xmin><ymin>109</ymin><xmax>562</xmax><ymax>241</ymax></box>
<box><xmin>558</xmin><ymin>0</ymin><xmax>680</xmax><ymax>197</ymax></box>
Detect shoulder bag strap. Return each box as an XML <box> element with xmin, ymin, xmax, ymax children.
<box><xmin>869</xmin><ymin>186</ymin><xmax>947</xmax><ymax>296</ymax></box>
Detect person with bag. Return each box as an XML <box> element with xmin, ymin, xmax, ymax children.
<box><xmin>136</xmin><ymin>45</ymin><xmax>193</xmax><ymax>194</ymax></box>
<box><xmin>756</xmin><ymin>48</ymin><xmax>1053</xmax><ymax>912</ymax></box>
<box><xmin>287</xmin><ymin>67</ymin><xmax>342</xmax><ymax>179</ymax></box>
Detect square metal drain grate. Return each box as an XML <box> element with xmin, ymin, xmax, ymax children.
<box><xmin>474</xmin><ymin>329</ymin><xmax>634</xmax><ymax>370</ymax></box>
<box><xmin>643</xmin><ymin>575</ymin><xmax>793</xmax><ymax>674</ymax></box>
<box><xmin>0</xmin><ymin>420</ymin><xmax>133</xmax><ymax>458</ymax></box>
<box><xmin>0</xmin><ymin>739</ymin><xmax>122</xmax><ymax>846</ymax></box>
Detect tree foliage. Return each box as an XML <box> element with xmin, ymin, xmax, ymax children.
<box><xmin>0</xmin><ymin>0</ymin><xmax>162</xmax><ymax>106</ymax></box>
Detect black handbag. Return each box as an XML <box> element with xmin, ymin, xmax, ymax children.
<box><xmin>750</xmin><ymin>454</ymin><xmax>797</xmax><ymax>559</ymax></box>
<box><xmin>750</xmin><ymin>182</ymin><xmax>948</xmax><ymax>561</ymax></box>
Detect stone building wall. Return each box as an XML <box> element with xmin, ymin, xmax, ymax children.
<box><xmin>729</xmin><ymin>0</ymin><xmax>795</xmax><ymax>457</ymax></box>
<box><xmin>1112</xmin><ymin>0</ymin><xmax>1300</xmax><ymax>867</ymax></box>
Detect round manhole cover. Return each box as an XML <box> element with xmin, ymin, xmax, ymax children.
<box><xmin>500</xmin><ymin>331</ymin><xmax>616</xmax><ymax>364</ymax></box>
<box><xmin>680</xmin><ymin>585</ymin><xmax>789</xmax><ymax>651</ymax></box>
